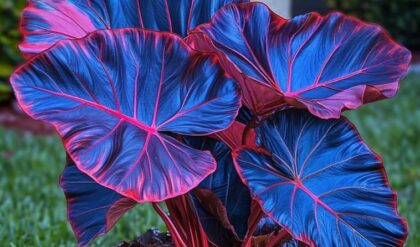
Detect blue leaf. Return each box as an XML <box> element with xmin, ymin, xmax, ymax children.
<box><xmin>233</xmin><ymin>110</ymin><xmax>408</xmax><ymax>246</ymax></box>
<box><xmin>20</xmin><ymin>0</ymin><xmax>249</xmax><ymax>56</ymax></box>
<box><xmin>11</xmin><ymin>28</ymin><xmax>241</xmax><ymax>202</ymax></box>
<box><xmin>61</xmin><ymin>161</ymin><xmax>136</xmax><ymax>247</ymax></box>
<box><xmin>189</xmin><ymin>3</ymin><xmax>411</xmax><ymax>118</ymax></box>
<box><xmin>254</xmin><ymin>216</ymin><xmax>280</xmax><ymax>236</ymax></box>
<box><xmin>186</xmin><ymin>137</ymin><xmax>252</xmax><ymax>242</ymax></box>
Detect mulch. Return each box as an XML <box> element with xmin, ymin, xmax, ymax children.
<box><xmin>114</xmin><ymin>229</ymin><xmax>173</xmax><ymax>247</ymax></box>
<box><xmin>412</xmin><ymin>50</ymin><xmax>420</xmax><ymax>63</ymax></box>
<box><xmin>0</xmin><ymin>101</ymin><xmax>55</xmax><ymax>135</ymax></box>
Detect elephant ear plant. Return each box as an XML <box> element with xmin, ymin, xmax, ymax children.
<box><xmin>10</xmin><ymin>1</ymin><xmax>411</xmax><ymax>246</ymax></box>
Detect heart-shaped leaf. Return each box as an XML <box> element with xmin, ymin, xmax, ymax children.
<box><xmin>61</xmin><ymin>161</ymin><xmax>136</xmax><ymax>247</ymax></box>
<box><xmin>20</xmin><ymin>0</ymin><xmax>249</xmax><ymax>57</ymax></box>
<box><xmin>11</xmin><ymin>28</ymin><xmax>241</xmax><ymax>202</ymax></box>
<box><xmin>233</xmin><ymin>110</ymin><xmax>407</xmax><ymax>246</ymax></box>
<box><xmin>188</xmin><ymin>2</ymin><xmax>411</xmax><ymax>118</ymax></box>
<box><xmin>186</xmin><ymin>137</ymin><xmax>252</xmax><ymax>244</ymax></box>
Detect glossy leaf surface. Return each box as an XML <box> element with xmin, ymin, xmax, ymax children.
<box><xmin>233</xmin><ymin>110</ymin><xmax>407</xmax><ymax>246</ymax></box>
<box><xmin>20</xmin><ymin>0</ymin><xmax>249</xmax><ymax>56</ymax></box>
<box><xmin>11</xmin><ymin>29</ymin><xmax>241</xmax><ymax>202</ymax></box>
<box><xmin>189</xmin><ymin>2</ymin><xmax>411</xmax><ymax>118</ymax></box>
<box><xmin>186</xmin><ymin>137</ymin><xmax>252</xmax><ymax>243</ymax></box>
<box><xmin>61</xmin><ymin>161</ymin><xmax>136</xmax><ymax>247</ymax></box>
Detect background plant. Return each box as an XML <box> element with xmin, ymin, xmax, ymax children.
<box><xmin>326</xmin><ymin>0</ymin><xmax>420</xmax><ymax>50</ymax></box>
<box><xmin>0</xmin><ymin>0</ymin><xmax>25</xmax><ymax>102</ymax></box>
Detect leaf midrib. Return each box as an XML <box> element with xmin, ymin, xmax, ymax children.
<box><xmin>27</xmin><ymin>85</ymin><xmax>156</xmax><ymax>133</ymax></box>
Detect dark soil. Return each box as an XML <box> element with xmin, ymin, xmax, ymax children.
<box><xmin>412</xmin><ymin>49</ymin><xmax>420</xmax><ymax>63</ymax></box>
<box><xmin>114</xmin><ymin>229</ymin><xmax>174</xmax><ymax>247</ymax></box>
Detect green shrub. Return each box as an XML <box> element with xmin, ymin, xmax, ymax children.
<box><xmin>0</xmin><ymin>0</ymin><xmax>26</xmax><ymax>103</ymax></box>
<box><xmin>326</xmin><ymin>0</ymin><xmax>420</xmax><ymax>49</ymax></box>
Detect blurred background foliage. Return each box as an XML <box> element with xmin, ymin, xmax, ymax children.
<box><xmin>0</xmin><ymin>0</ymin><xmax>25</xmax><ymax>102</ymax></box>
<box><xmin>326</xmin><ymin>0</ymin><xmax>420</xmax><ymax>50</ymax></box>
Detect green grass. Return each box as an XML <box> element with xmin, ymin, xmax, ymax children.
<box><xmin>0</xmin><ymin>74</ymin><xmax>419</xmax><ymax>246</ymax></box>
<box><xmin>345</xmin><ymin>73</ymin><xmax>420</xmax><ymax>246</ymax></box>
<box><xmin>0</xmin><ymin>130</ymin><xmax>164</xmax><ymax>246</ymax></box>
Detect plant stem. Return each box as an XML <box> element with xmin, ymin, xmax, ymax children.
<box><xmin>166</xmin><ymin>194</ymin><xmax>210</xmax><ymax>247</ymax></box>
<box><xmin>152</xmin><ymin>202</ymin><xmax>186</xmax><ymax>247</ymax></box>
<box><xmin>242</xmin><ymin>114</ymin><xmax>257</xmax><ymax>145</ymax></box>
<box><xmin>266</xmin><ymin>228</ymin><xmax>288</xmax><ymax>247</ymax></box>
<box><xmin>242</xmin><ymin>201</ymin><xmax>264</xmax><ymax>247</ymax></box>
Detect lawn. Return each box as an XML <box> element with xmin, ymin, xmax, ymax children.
<box><xmin>0</xmin><ymin>127</ymin><xmax>164</xmax><ymax>245</ymax></box>
<box><xmin>1</xmin><ymin>73</ymin><xmax>419</xmax><ymax>246</ymax></box>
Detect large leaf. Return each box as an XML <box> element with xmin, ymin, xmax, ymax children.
<box><xmin>188</xmin><ymin>2</ymin><xmax>411</xmax><ymax>118</ymax></box>
<box><xmin>10</xmin><ymin>29</ymin><xmax>241</xmax><ymax>202</ymax></box>
<box><xmin>61</xmin><ymin>161</ymin><xmax>136</xmax><ymax>246</ymax></box>
<box><xmin>233</xmin><ymin>110</ymin><xmax>408</xmax><ymax>246</ymax></box>
<box><xmin>20</xmin><ymin>0</ymin><xmax>249</xmax><ymax>57</ymax></box>
<box><xmin>186</xmin><ymin>137</ymin><xmax>252</xmax><ymax>244</ymax></box>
